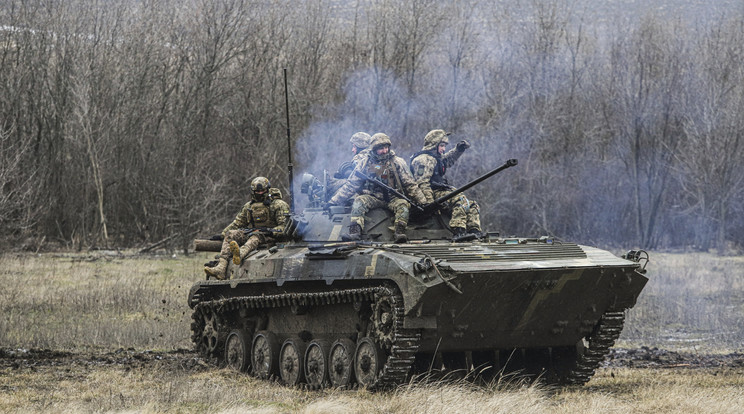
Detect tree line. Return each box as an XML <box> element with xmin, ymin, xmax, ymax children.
<box><xmin>1</xmin><ymin>0</ymin><xmax>742</xmax><ymax>253</ymax></box>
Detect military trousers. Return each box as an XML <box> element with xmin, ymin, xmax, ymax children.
<box><xmin>350</xmin><ymin>195</ymin><xmax>410</xmax><ymax>229</ymax></box>
<box><xmin>219</xmin><ymin>230</ymin><xmax>265</xmax><ymax>260</ymax></box>
<box><xmin>433</xmin><ymin>189</ymin><xmax>481</xmax><ymax>231</ymax></box>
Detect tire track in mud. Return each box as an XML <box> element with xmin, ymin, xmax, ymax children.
<box><xmin>606</xmin><ymin>347</ymin><xmax>744</xmax><ymax>369</ymax></box>
<box><xmin>2</xmin><ymin>347</ymin><xmax>743</xmax><ymax>376</ymax></box>
<box><xmin>0</xmin><ymin>348</ymin><xmax>206</xmax><ymax>372</ymax></box>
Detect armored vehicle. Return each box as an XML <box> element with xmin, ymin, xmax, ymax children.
<box><xmin>188</xmin><ymin>159</ymin><xmax>649</xmax><ymax>389</ymax></box>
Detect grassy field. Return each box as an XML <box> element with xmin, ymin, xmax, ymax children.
<box><xmin>619</xmin><ymin>251</ymin><xmax>744</xmax><ymax>351</ymax></box>
<box><xmin>1</xmin><ymin>250</ymin><xmax>743</xmax><ymax>413</ymax></box>
<box><xmin>0</xmin><ymin>251</ymin><xmax>203</xmax><ymax>351</ymax></box>
<box><xmin>2</xmin><ymin>360</ymin><xmax>743</xmax><ymax>413</ymax></box>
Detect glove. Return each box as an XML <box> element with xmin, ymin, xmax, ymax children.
<box><xmin>456</xmin><ymin>140</ymin><xmax>471</xmax><ymax>152</ymax></box>
<box><xmin>334</xmin><ymin>161</ymin><xmax>355</xmax><ymax>179</ymax></box>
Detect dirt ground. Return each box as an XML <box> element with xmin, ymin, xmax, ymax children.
<box><xmin>3</xmin><ymin>348</ymin><xmax>744</xmax><ymax>413</ymax></box>
<box><xmin>2</xmin><ymin>346</ymin><xmax>743</xmax><ymax>379</ymax></box>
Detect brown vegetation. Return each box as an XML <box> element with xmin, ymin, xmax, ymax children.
<box><xmin>1</xmin><ymin>1</ymin><xmax>744</xmax><ymax>252</ymax></box>
<box><xmin>1</xmin><ymin>250</ymin><xmax>744</xmax><ymax>412</ymax></box>
<box><xmin>620</xmin><ymin>252</ymin><xmax>744</xmax><ymax>351</ymax></box>
<box><xmin>1</xmin><ymin>348</ymin><xmax>743</xmax><ymax>413</ymax></box>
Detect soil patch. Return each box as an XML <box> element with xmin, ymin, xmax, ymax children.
<box><xmin>0</xmin><ymin>348</ymin><xmax>209</xmax><ymax>373</ymax></box>
<box><xmin>607</xmin><ymin>347</ymin><xmax>744</xmax><ymax>369</ymax></box>
<box><xmin>3</xmin><ymin>346</ymin><xmax>744</xmax><ymax>375</ymax></box>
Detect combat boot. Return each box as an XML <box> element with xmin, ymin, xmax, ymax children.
<box><xmin>229</xmin><ymin>241</ymin><xmax>242</xmax><ymax>265</ymax></box>
<box><xmin>204</xmin><ymin>258</ymin><xmax>228</xmax><ymax>280</ymax></box>
<box><xmin>467</xmin><ymin>227</ymin><xmax>483</xmax><ymax>239</ymax></box>
<box><xmin>393</xmin><ymin>222</ymin><xmax>408</xmax><ymax>244</ymax></box>
<box><xmin>230</xmin><ymin>238</ymin><xmax>261</xmax><ymax>265</ymax></box>
<box><xmin>342</xmin><ymin>222</ymin><xmax>362</xmax><ymax>241</ymax></box>
<box><xmin>453</xmin><ymin>227</ymin><xmax>477</xmax><ymax>243</ymax></box>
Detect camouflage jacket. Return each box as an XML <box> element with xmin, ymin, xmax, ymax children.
<box><xmin>330</xmin><ymin>150</ymin><xmax>427</xmax><ymax>205</ymax></box>
<box><xmin>222</xmin><ymin>188</ymin><xmax>290</xmax><ymax>236</ymax></box>
<box><xmin>410</xmin><ymin>148</ymin><xmax>465</xmax><ymax>203</ymax></box>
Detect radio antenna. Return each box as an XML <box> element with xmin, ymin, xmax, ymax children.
<box><xmin>284</xmin><ymin>68</ymin><xmax>294</xmax><ymax>212</ymax></box>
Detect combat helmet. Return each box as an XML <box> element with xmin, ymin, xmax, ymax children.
<box><xmin>423</xmin><ymin>129</ymin><xmax>450</xmax><ymax>151</ymax></box>
<box><xmin>251</xmin><ymin>177</ymin><xmax>271</xmax><ymax>201</ymax></box>
<box><xmin>369</xmin><ymin>133</ymin><xmax>392</xmax><ymax>152</ymax></box>
<box><xmin>350</xmin><ymin>132</ymin><xmax>372</xmax><ymax>152</ymax></box>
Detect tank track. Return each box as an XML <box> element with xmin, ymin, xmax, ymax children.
<box><xmin>190</xmin><ymin>286</ymin><xmax>421</xmax><ymax>389</ymax></box>
<box><xmin>564</xmin><ymin>310</ymin><xmax>625</xmax><ymax>385</ymax></box>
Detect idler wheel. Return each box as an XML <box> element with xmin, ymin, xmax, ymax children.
<box><xmin>252</xmin><ymin>331</ymin><xmax>280</xmax><ymax>379</ymax></box>
<box><xmin>199</xmin><ymin>308</ymin><xmax>220</xmax><ymax>356</ymax></box>
<box><xmin>354</xmin><ymin>337</ymin><xmax>382</xmax><ymax>388</ymax></box>
<box><xmin>304</xmin><ymin>339</ymin><xmax>331</xmax><ymax>388</ymax></box>
<box><xmin>279</xmin><ymin>338</ymin><xmax>307</xmax><ymax>386</ymax></box>
<box><xmin>329</xmin><ymin>338</ymin><xmax>356</xmax><ymax>388</ymax></box>
<box><xmin>224</xmin><ymin>329</ymin><xmax>251</xmax><ymax>372</ymax></box>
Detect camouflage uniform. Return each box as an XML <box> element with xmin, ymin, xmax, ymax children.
<box><xmin>410</xmin><ymin>129</ymin><xmax>481</xmax><ymax>233</ymax></box>
<box><xmin>205</xmin><ymin>177</ymin><xmax>290</xmax><ymax>279</ymax></box>
<box><xmin>327</xmin><ymin>132</ymin><xmax>372</xmax><ymax>196</ymax></box>
<box><xmin>330</xmin><ymin>134</ymin><xmax>426</xmax><ymax>240</ymax></box>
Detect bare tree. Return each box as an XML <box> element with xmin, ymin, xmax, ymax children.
<box><xmin>0</xmin><ymin>125</ymin><xmax>41</xmax><ymax>242</ymax></box>
<box><xmin>676</xmin><ymin>18</ymin><xmax>744</xmax><ymax>253</ymax></box>
<box><xmin>1</xmin><ymin>0</ymin><xmax>744</xmax><ymax>252</ymax></box>
<box><xmin>596</xmin><ymin>17</ymin><xmax>689</xmax><ymax>248</ymax></box>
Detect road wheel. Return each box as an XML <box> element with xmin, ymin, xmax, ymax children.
<box><xmin>279</xmin><ymin>338</ymin><xmax>307</xmax><ymax>386</ymax></box>
<box><xmin>252</xmin><ymin>331</ymin><xmax>279</xmax><ymax>379</ymax></box>
<box><xmin>354</xmin><ymin>337</ymin><xmax>382</xmax><ymax>388</ymax></box>
<box><xmin>329</xmin><ymin>338</ymin><xmax>355</xmax><ymax>388</ymax></box>
<box><xmin>224</xmin><ymin>329</ymin><xmax>251</xmax><ymax>372</ymax></box>
<box><xmin>304</xmin><ymin>339</ymin><xmax>331</xmax><ymax>388</ymax></box>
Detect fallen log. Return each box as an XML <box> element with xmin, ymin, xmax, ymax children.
<box><xmin>194</xmin><ymin>238</ymin><xmax>222</xmax><ymax>252</ymax></box>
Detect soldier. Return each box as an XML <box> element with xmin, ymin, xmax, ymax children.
<box><xmin>204</xmin><ymin>176</ymin><xmax>290</xmax><ymax>280</ymax></box>
<box><xmin>327</xmin><ymin>132</ymin><xmax>372</xmax><ymax>196</ymax></box>
<box><xmin>410</xmin><ymin>129</ymin><xmax>482</xmax><ymax>239</ymax></box>
<box><xmin>329</xmin><ymin>133</ymin><xmax>427</xmax><ymax>243</ymax></box>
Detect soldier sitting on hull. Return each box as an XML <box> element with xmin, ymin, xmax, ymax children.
<box><xmin>204</xmin><ymin>176</ymin><xmax>290</xmax><ymax>280</ymax></box>
<box><xmin>327</xmin><ymin>131</ymin><xmax>372</xmax><ymax>197</ymax></box>
<box><xmin>329</xmin><ymin>133</ymin><xmax>427</xmax><ymax>243</ymax></box>
<box><xmin>410</xmin><ymin>129</ymin><xmax>482</xmax><ymax>239</ymax></box>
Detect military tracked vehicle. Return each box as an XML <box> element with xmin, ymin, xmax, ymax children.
<box><xmin>188</xmin><ymin>159</ymin><xmax>649</xmax><ymax>389</ymax></box>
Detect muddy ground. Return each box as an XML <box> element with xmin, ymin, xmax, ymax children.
<box><xmin>2</xmin><ymin>347</ymin><xmax>743</xmax><ymax>380</ymax></box>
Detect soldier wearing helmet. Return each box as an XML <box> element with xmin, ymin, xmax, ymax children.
<box><xmin>329</xmin><ymin>133</ymin><xmax>427</xmax><ymax>243</ymax></box>
<box><xmin>204</xmin><ymin>176</ymin><xmax>290</xmax><ymax>280</ymax></box>
<box><xmin>327</xmin><ymin>132</ymin><xmax>372</xmax><ymax>196</ymax></box>
<box><xmin>410</xmin><ymin>129</ymin><xmax>481</xmax><ymax>239</ymax></box>
<box><xmin>350</xmin><ymin>131</ymin><xmax>372</xmax><ymax>155</ymax></box>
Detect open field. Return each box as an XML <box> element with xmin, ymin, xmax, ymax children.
<box><xmin>620</xmin><ymin>251</ymin><xmax>744</xmax><ymax>351</ymax></box>
<box><xmin>1</xmin><ymin>348</ymin><xmax>743</xmax><ymax>413</ymax></box>
<box><xmin>1</xmin><ymin>250</ymin><xmax>743</xmax><ymax>413</ymax></box>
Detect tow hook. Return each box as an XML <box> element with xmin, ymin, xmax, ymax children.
<box><xmin>623</xmin><ymin>250</ymin><xmax>649</xmax><ymax>274</ymax></box>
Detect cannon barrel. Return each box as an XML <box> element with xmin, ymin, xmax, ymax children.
<box><xmin>430</xmin><ymin>158</ymin><xmax>518</xmax><ymax>207</ymax></box>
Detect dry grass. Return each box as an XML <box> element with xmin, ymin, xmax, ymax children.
<box><xmin>0</xmin><ymin>251</ymin><xmax>210</xmax><ymax>351</ymax></box>
<box><xmin>1</xmin><ymin>363</ymin><xmax>743</xmax><ymax>413</ymax></box>
<box><xmin>1</xmin><ymin>250</ymin><xmax>744</xmax><ymax>413</ymax></box>
<box><xmin>619</xmin><ymin>252</ymin><xmax>744</xmax><ymax>351</ymax></box>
